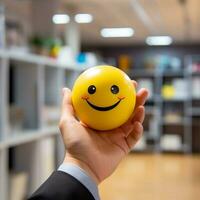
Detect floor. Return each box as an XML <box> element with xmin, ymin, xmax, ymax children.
<box><xmin>99</xmin><ymin>153</ymin><xmax>200</xmax><ymax>200</ymax></box>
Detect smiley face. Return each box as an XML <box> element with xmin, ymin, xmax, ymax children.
<box><xmin>84</xmin><ymin>84</ymin><xmax>124</xmax><ymax>111</ymax></box>
<box><xmin>72</xmin><ymin>65</ymin><xmax>136</xmax><ymax>131</ymax></box>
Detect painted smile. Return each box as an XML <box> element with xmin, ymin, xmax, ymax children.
<box><xmin>86</xmin><ymin>99</ymin><xmax>122</xmax><ymax>111</ymax></box>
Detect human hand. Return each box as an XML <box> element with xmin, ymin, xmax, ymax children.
<box><xmin>59</xmin><ymin>82</ymin><xmax>148</xmax><ymax>184</ymax></box>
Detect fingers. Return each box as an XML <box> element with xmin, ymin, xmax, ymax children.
<box><xmin>131</xmin><ymin>80</ymin><xmax>149</xmax><ymax>108</ymax></box>
<box><xmin>61</xmin><ymin>88</ymin><xmax>76</xmax><ymax>121</ymax></box>
<box><xmin>59</xmin><ymin>88</ymin><xmax>78</xmax><ymax>138</ymax></box>
<box><xmin>125</xmin><ymin>106</ymin><xmax>145</xmax><ymax>149</ymax></box>
<box><xmin>121</xmin><ymin>105</ymin><xmax>145</xmax><ymax>137</ymax></box>
<box><xmin>135</xmin><ymin>88</ymin><xmax>149</xmax><ymax>108</ymax></box>
<box><xmin>120</xmin><ymin>122</ymin><xmax>134</xmax><ymax>137</ymax></box>
<box><xmin>126</xmin><ymin>122</ymin><xmax>143</xmax><ymax>149</ymax></box>
<box><xmin>123</xmin><ymin>105</ymin><xmax>145</xmax><ymax>149</ymax></box>
<box><xmin>122</xmin><ymin>88</ymin><xmax>148</xmax><ymax>127</ymax></box>
<box><xmin>132</xmin><ymin>106</ymin><xmax>145</xmax><ymax>124</ymax></box>
<box><xmin>131</xmin><ymin>80</ymin><xmax>138</xmax><ymax>88</ymax></box>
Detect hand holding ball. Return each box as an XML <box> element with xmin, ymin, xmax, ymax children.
<box><xmin>72</xmin><ymin>66</ymin><xmax>136</xmax><ymax>130</ymax></box>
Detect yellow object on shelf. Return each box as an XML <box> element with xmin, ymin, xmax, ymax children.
<box><xmin>49</xmin><ymin>46</ymin><xmax>61</xmax><ymax>58</ymax></box>
<box><xmin>118</xmin><ymin>55</ymin><xmax>131</xmax><ymax>72</ymax></box>
<box><xmin>162</xmin><ymin>85</ymin><xmax>175</xmax><ymax>99</ymax></box>
<box><xmin>72</xmin><ymin>65</ymin><xmax>136</xmax><ymax>131</ymax></box>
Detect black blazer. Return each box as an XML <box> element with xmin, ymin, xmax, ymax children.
<box><xmin>28</xmin><ymin>171</ymin><xmax>95</xmax><ymax>200</ymax></box>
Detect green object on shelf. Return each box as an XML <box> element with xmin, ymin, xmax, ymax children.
<box><xmin>29</xmin><ymin>36</ymin><xmax>62</xmax><ymax>56</ymax></box>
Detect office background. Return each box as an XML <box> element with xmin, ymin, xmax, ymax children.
<box><xmin>0</xmin><ymin>0</ymin><xmax>200</xmax><ymax>200</ymax></box>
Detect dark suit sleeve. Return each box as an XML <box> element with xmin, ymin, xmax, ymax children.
<box><xmin>28</xmin><ymin>171</ymin><xmax>95</xmax><ymax>200</ymax></box>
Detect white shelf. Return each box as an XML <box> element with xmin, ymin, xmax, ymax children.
<box><xmin>160</xmin><ymin>146</ymin><xmax>185</xmax><ymax>152</ymax></box>
<box><xmin>191</xmin><ymin>71</ymin><xmax>200</xmax><ymax>76</ymax></box>
<box><xmin>0</xmin><ymin>47</ymin><xmax>81</xmax><ymax>200</ymax></box>
<box><xmin>161</xmin><ymin>118</ymin><xmax>189</xmax><ymax>126</ymax></box>
<box><xmin>192</xmin><ymin>97</ymin><xmax>200</xmax><ymax>100</ymax></box>
<box><xmin>129</xmin><ymin>70</ymin><xmax>155</xmax><ymax>77</ymax></box>
<box><xmin>162</xmin><ymin>98</ymin><xmax>188</xmax><ymax>102</ymax></box>
<box><xmin>162</xmin><ymin>71</ymin><xmax>185</xmax><ymax>77</ymax></box>
<box><xmin>187</xmin><ymin>108</ymin><xmax>200</xmax><ymax>116</ymax></box>
<box><xmin>0</xmin><ymin>49</ymin><xmax>84</xmax><ymax>71</ymax></box>
<box><xmin>0</xmin><ymin>126</ymin><xmax>59</xmax><ymax>149</ymax></box>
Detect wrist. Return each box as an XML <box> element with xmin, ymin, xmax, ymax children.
<box><xmin>63</xmin><ymin>153</ymin><xmax>100</xmax><ymax>185</ymax></box>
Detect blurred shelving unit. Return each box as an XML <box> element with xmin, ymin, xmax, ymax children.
<box><xmin>130</xmin><ymin>55</ymin><xmax>200</xmax><ymax>154</ymax></box>
<box><xmin>185</xmin><ymin>55</ymin><xmax>200</xmax><ymax>153</ymax></box>
<box><xmin>1</xmin><ymin>46</ymin><xmax>200</xmax><ymax>199</ymax></box>
<box><xmin>0</xmin><ymin>49</ymin><xmax>86</xmax><ymax>200</ymax></box>
<box><xmin>130</xmin><ymin>69</ymin><xmax>162</xmax><ymax>153</ymax></box>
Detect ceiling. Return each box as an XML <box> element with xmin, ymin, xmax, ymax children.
<box><xmin>60</xmin><ymin>0</ymin><xmax>200</xmax><ymax>46</ymax></box>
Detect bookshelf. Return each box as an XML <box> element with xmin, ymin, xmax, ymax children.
<box><xmin>0</xmin><ymin>49</ymin><xmax>85</xmax><ymax>200</ymax></box>
<box><xmin>131</xmin><ymin>55</ymin><xmax>200</xmax><ymax>153</ymax></box>
<box><xmin>1</xmin><ymin>48</ymin><xmax>200</xmax><ymax>199</ymax></box>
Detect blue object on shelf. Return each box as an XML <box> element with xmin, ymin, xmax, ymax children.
<box><xmin>76</xmin><ymin>53</ymin><xmax>87</xmax><ymax>64</ymax></box>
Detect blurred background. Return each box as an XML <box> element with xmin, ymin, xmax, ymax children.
<box><xmin>0</xmin><ymin>0</ymin><xmax>200</xmax><ymax>200</ymax></box>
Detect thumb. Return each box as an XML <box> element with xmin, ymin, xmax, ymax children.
<box><xmin>61</xmin><ymin>88</ymin><xmax>76</xmax><ymax>120</ymax></box>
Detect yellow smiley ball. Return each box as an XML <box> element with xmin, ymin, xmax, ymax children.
<box><xmin>72</xmin><ymin>65</ymin><xmax>136</xmax><ymax>131</ymax></box>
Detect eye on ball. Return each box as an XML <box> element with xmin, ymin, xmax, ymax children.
<box><xmin>72</xmin><ymin>65</ymin><xmax>136</xmax><ymax>131</ymax></box>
